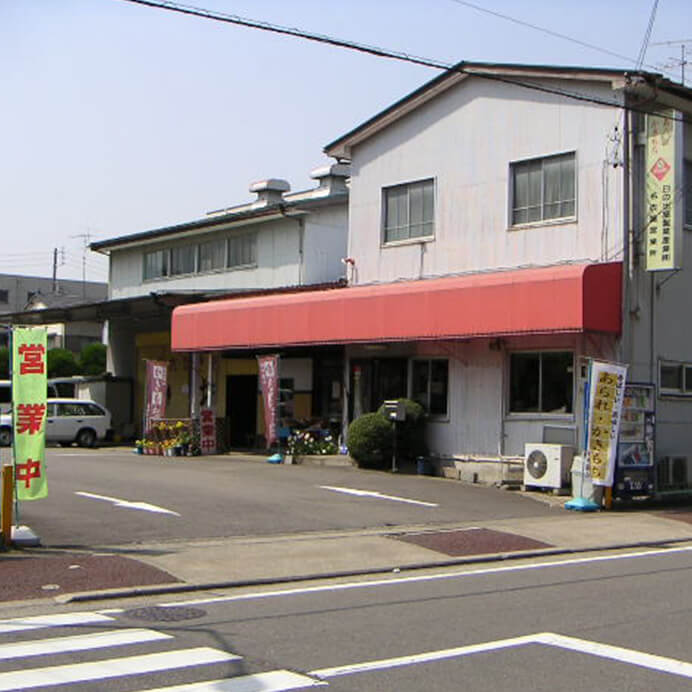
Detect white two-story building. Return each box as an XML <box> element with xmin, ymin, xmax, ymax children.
<box><xmin>173</xmin><ymin>62</ymin><xmax>692</xmax><ymax>490</ymax></box>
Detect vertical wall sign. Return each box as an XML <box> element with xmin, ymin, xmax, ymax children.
<box><xmin>257</xmin><ymin>354</ymin><xmax>279</xmax><ymax>449</ymax></box>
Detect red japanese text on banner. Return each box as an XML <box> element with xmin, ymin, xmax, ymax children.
<box><xmin>12</xmin><ymin>327</ymin><xmax>48</xmax><ymax>500</ymax></box>
<box><xmin>257</xmin><ymin>355</ymin><xmax>279</xmax><ymax>449</ymax></box>
<box><xmin>200</xmin><ymin>407</ymin><xmax>217</xmax><ymax>455</ymax></box>
<box><xmin>144</xmin><ymin>360</ymin><xmax>168</xmax><ymax>434</ymax></box>
<box><xmin>586</xmin><ymin>360</ymin><xmax>628</xmax><ymax>487</ymax></box>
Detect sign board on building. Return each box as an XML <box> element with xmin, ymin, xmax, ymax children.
<box><xmin>645</xmin><ymin>109</ymin><xmax>683</xmax><ymax>271</ymax></box>
<box><xmin>257</xmin><ymin>354</ymin><xmax>279</xmax><ymax>449</ymax></box>
<box><xmin>144</xmin><ymin>360</ymin><xmax>167</xmax><ymax>435</ymax></box>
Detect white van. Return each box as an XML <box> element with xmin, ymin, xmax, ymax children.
<box><xmin>0</xmin><ymin>380</ymin><xmax>59</xmax><ymax>414</ymax></box>
<box><xmin>0</xmin><ymin>398</ymin><xmax>112</xmax><ymax>447</ymax></box>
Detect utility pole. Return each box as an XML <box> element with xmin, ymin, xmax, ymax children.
<box><xmin>52</xmin><ymin>248</ymin><xmax>58</xmax><ymax>293</ymax></box>
<box><xmin>651</xmin><ymin>39</ymin><xmax>691</xmax><ymax>85</ymax></box>
<box><xmin>70</xmin><ymin>231</ymin><xmax>93</xmax><ymax>298</ymax></box>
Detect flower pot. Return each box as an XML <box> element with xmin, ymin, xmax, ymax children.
<box><xmin>135</xmin><ymin>447</ymin><xmax>143</xmax><ymax>455</ymax></box>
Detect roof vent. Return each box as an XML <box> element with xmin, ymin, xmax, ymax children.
<box><xmin>310</xmin><ymin>163</ymin><xmax>350</xmax><ymax>195</ymax></box>
<box><xmin>249</xmin><ymin>178</ymin><xmax>290</xmax><ymax>207</ymax></box>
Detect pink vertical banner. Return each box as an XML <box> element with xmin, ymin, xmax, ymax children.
<box><xmin>200</xmin><ymin>407</ymin><xmax>217</xmax><ymax>455</ymax></box>
<box><xmin>257</xmin><ymin>354</ymin><xmax>279</xmax><ymax>449</ymax></box>
<box><xmin>144</xmin><ymin>360</ymin><xmax>168</xmax><ymax>434</ymax></box>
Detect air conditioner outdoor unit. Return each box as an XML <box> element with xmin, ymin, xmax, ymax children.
<box><xmin>657</xmin><ymin>456</ymin><xmax>690</xmax><ymax>490</ymax></box>
<box><xmin>524</xmin><ymin>443</ymin><xmax>574</xmax><ymax>489</ymax></box>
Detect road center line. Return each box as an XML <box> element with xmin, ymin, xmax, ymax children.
<box><xmin>163</xmin><ymin>545</ymin><xmax>692</xmax><ymax>608</ymax></box>
<box><xmin>320</xmin><ymin>485</ymin><xmax>438</xmax><ymax>507</ymax></box>
<box><xmin>75</xmin><ymin>491</ymin><xmax>180</xmax><ymax>516</ymax></box>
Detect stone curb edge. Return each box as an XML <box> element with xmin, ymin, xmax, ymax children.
<box><xmin>56</xmin><ymin>536</ymin><xmax>692</xmax><ymax>605</ymax></box>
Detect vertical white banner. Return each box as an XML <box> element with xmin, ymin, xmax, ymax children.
<box><xmin>586</xmin><ymin>361</ymin><xmax>628</xmax><ymax>487</ymax></box>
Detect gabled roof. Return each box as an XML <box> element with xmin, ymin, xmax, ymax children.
<box><xmin>324</xmin><ymin>61</ymin><xmax>692</xmax><ymax>160</ymax></box>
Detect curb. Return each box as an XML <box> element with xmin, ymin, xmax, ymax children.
<box><xmin>56</xmin><ymin>536</ymin><xmax>692</xmax><ymax>604</ymax></box>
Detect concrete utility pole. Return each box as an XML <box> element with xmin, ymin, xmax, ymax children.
<box><xmin>651</xmin><ymin>39</ymin><xmax>691</xmax><ymax>85</ymax></box>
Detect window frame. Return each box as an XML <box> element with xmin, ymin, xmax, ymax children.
<box><xmin>169</xmin><ymin>243</ymin><xmax>197</xmax><ymax>277</ymax></box>
<box><xmin>0</xmin><ymin>289</ymin><xmax>8</xmax><ymax>304</ymax></box>
<box><xmin>509</xmin><ymin>151</ymin><xmax>577</xmax><ymax>228</ymax></box>
<box><xmin>197</xmin><ymin>237</ymin><xmax>228</xmax><ymax>274</ymax></box>
<box><xmin>143</xmin><ymin>248</ymin><xmax>170</xmax><ymax>281</ymax></box>
<box><xmin>508</xmin><ymin>350</ymin><xmax>575</xmax><ymax>416</ymax></box>
<box><xmin>382</xmin><ymin>177</ymin><xmax>436</xmax><ymax>246</ymax></box>
<box><xmin>409</xmin><ymin>358</ymin><xmax>449</xmax><ymax>419</ymax></box>
<box><xmin>659</xmin><ymin>360</ymin><xmax>692</xmax><ymax>397</ymax></box>
<box><xmin>228</xmin><ymin>232</ymin><xmax>258</xmax><ymax>269</ymax></box>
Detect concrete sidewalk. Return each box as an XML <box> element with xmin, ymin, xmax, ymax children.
<box><xmin>48</xmin><ymin>501</ymin><xmax>692</xmax><ymax>603</ymax></box>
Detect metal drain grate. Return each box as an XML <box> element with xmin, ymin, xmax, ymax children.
<box><xmin>123</xmin><ymin>606</ymin><xmax>207</xmax><ymax>622</ymax></box>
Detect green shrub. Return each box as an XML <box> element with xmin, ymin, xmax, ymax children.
<box><xmin>79</xmin><ymin>342</ymin><xmax>107</xmax><ymax>375</ymax></box>
<box><xmin>346</xmin><ymin>413</ymin><xmax>393</xmax><ymax>468</ymax></box>
<box><xmin>47</xmin><ymin>348</ymin><xmax>80</xmax><ymax>377</ymax></box>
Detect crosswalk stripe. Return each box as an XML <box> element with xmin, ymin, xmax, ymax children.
<box><xmin>141</xmin><ymin>670</ymin><xmax>326</xmax><ymax>691</ymax></box>
<box><xmin>0</xmin><ymin>628</ymin><xmax>171</xmax><ymax>661</ymax></box>
<box><xmin>0</xmin><ymin>646</ymin><xmax>240</xmax><ymax>691</ymax></box>
<box><xmin>0</xmin><ymin>612</ymin><xmax>114</xmax><ymax>635</ymax></box>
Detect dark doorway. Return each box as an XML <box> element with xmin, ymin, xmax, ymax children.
<box><xmin>226</xmin><ymin>374</ymin><xmax>258</xmax><ymax>448</ymax></box>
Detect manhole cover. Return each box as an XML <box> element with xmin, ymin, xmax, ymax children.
<box><xmin>123</xmin><ymin>606</ymin><xmax>207</xmax><ymax>622</ymax></box>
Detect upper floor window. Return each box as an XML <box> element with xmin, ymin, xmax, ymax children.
<box><xmin>509</xmin><ymin>351</ymin><xmax>573</xmax><ymax>414</ymax></box>
<box><xmin>685</xmin><ymin>159</ymin><xmax>692</xmax><ymax>229</ymax></box>
<box><xmin>143</xmin><ymin>249</ymin><xmax>168</xmax><ymax>280</ymax></box>
<box><xmin>511</xmin><ymin>152</ymin><xmax>576</xmax><ymax>226</ymax></box>
<box><xmin>0</xmin><ymin>289</ymin><xmax>8</xmax><ymax>304</ymax></box>
<box><xmin>170</xmin><ymin>245</ymin><xmax>196</xmax><ymax>276</ymax></box>
<box><xmin>228</xmin><ymin>233</ymin><xmax>257</xmax><ymax>268</ymax></box>
<box><xmin>383</xmin><ymin>178</ymin><xmax>434</xmax><ymax>243</ymax></box>
<box><xmin>660</xmin><ymin>360</ymin><xmax>692</xmax><ymax>396</ymax></box>
<box><xmin>198</xmin><ymin>238</ymin><xmax>226</xmax><ymax>272</ymax></box>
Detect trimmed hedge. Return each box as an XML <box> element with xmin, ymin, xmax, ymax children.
<box><xmin>348</xmin><ymin>398</ymin><xmax>428</xmax><ymax>469</ymax></box>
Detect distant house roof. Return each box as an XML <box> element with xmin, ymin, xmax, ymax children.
<box><xmin>324</xmin><ymin>61</ymin><xmax>692</xmax><ymax>159</ymax></box>
<box><xmin>25</xmin><ymin>292</ymin><xmax>102</xmax><ymax>312</ymax></box>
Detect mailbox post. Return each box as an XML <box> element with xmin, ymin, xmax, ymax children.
<box><xmin>383</xmin><ymin>400</ymin><xmax>406</xmax><ymax>473</ymax></box>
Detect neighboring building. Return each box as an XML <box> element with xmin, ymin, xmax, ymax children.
<box><xmin>172</xmin><ymin>62</ymin><xmax>692</xmax><ymax>493</ymax></box>
<box><xmin>89</xmin><ymin>165</ymin><xmax>350</xmax><ymax>440</ymax></box>
<box><xmin>0</xmin><ymin>274</ymin><xmax>107</xmax><ymax>349</ymax></box>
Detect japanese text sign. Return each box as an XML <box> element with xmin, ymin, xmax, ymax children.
<box><xmin>144</xmin><ymin>360</ymin><xmax>168</xmax><ymax>434</ymax></box>
<box><xmin>12</xmin><ymin>327</ymin><xmax>48</xmax><ymax>500</ymax></box>
<box><xmin>645</xmin><ymin>110</ymin><xmax>682</xmax><ymax>271</ymax></box>
<box><xmin>586</xmin><ymin>360</ymin><xmax>628</xmax><ymax>487</ymax></box>
<box><xmin>257</xmin><ymin>355</ymin><xmax>279</xmax><ymax>449</ymax></box>
<box><xmin>200</xmin><ymin>407</ymin><xmax>217</xmax><ymax>455</ymax></box>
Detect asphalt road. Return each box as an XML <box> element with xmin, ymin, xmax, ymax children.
<box><xmin>12</xmin><ymin>447</ymin><xmax>554</xmax><ymax>548</ymax></box>
<box><xmin>1</xmin><ymin>546</ymin><xmax>691</xmax><ymax>690</ymax></box>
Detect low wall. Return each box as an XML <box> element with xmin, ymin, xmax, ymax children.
<box><xmin>432</xmin><ymin>455</ymin><xmax>524</xmax><ymax>486</ymax></box>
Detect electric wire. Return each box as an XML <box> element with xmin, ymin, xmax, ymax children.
<box><xmin>119</xmin><ymin>0</ymin><xmax>691</xmax><ymax>125</ymax></box>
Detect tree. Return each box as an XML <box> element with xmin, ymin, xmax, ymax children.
<box><xmin>47</xmin><ymin>348</ymin><xmax>81</xmax><ymax>377</ymax></box>
<box><xmin>0</xmin><ymin>347</ymin><xmax>8</xmax><ymax>379</ymax></box>
<box><xmin>79</xmin><ymin>342</ymin><xmax>107</xmax><ymax>375</ymax></box>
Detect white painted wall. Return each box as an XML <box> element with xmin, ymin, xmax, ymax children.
<box><xmin>108</xmin><ymin>204</ymin><xmax>347</xmax><ymax>299</ymax></box>
<box><xmin>347</xmin><ymin>77</ymin><xmax>625</xmax><ymax>285</ymax></box>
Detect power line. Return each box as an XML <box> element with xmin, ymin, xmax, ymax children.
<box><xmin>120</xmin><ymin>0</ymin><xmax>690</xmax><ymax>125</ymax></box>
<box><xmin>447</xmin><ymin>0</ymin><xmax>669</xmax><ymax>76</ymax></box>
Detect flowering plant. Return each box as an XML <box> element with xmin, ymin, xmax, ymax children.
<box><xmin>287</xmin><ymin>430</ymin><xmax>338</xmax><ymax>456</ymax></box>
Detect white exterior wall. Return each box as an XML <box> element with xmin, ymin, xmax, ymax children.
<box><xmin>108</xmin><ymin>205</ymin><xmax>347</xmax><ymax>299</ymax></box>
<box><xmin>347</xmin><ymin>78</ymin><xmax>625</xmax><ymax>284</ymax></box>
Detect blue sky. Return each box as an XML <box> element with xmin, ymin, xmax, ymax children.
<box><xmin>2</xmin><ymin>0</ymin><xmax>689</xmax><ymax>283</ymax></box>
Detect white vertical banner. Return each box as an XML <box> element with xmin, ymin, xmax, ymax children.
<box><xmin>586</xmin><ymin>360</ymin><xmax>628</xmax><ymax>487</ymax></box>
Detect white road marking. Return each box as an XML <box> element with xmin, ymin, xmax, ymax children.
<box><xmin>163</xmin><ymin>545</ymin><xmax>692</xmax><ymax>608</ymax></box>
<box><xmin>0</xmin><ymin>612</ymin><xmax>115</xmax><ymax>635</ymax></box>
<box><xmin>75</xmin><ymin>491</ymin><xmax>181</xmax><ymax>516</ymax></box>
<box><xmin>320</xmin><ymin>485</ymin><xmax>438</xmax><ymax>507</ymax></box>
<box><xmin>309</xmin><ymin>632</ymin><xmax>692</xmax><ymax>680</ymax></box>
<box><xmin>0</xmin><ymin>647</ymin><xmax>239</xmax><ymax>691</ymax></box>
<box><xmin>143</xmin><ymin>670</ymin><xmax>326</xmax><ymax>691</ymax></box>
<box><xmin>0</xmin><ymin>628</ymin><xmax>171</xmax><ymax>660</ymax></box>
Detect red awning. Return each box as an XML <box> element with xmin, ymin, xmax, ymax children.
<box><xmin>171</xmin><ymin>262</ymin><xmax>622</xmax><ymax>352</ymax></box>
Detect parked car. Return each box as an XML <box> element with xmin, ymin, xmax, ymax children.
<box><xmin>0</xmin><ymin>398</ymin><xmax>112</xmax><ymax>448</ymax></box>
<box><xmin>0</xmin><ymin>380</ymin><xmax>59</xmax><ymax>415</ymax></box>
